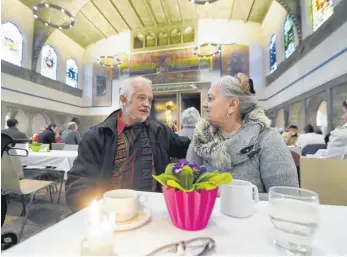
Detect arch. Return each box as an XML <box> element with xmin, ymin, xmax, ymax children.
<box><xmin>316</xmin><ymin>101</ymin><xmax>328</xmax><ymax>134</ymax></box>
<box><xmin>14</xmin><ymin>110</ymin><xmax>29</xmax><ymax>135</ymax></box>
<box><xmin>32</xmin><ymin>113</ymin><xmax>48</xmax><ymax>135</ymax></box>
<box><xmin>183</xmin><ymin>27</ymin><xmax>194</xmax><ymax>43</ymax></box>
<box><xmin>276</xmin><ymin>109</ymin><xmax>285</xmax><ymax>129</ymax></box>
<box><xmin>288</xmin><ymin>102</ymin><xmax>302</xmax><ymax>128</ymax></box>
<box><xmin>4</xmin><ymin>111</ymin><xmax>12</xmax><ymax>129</ymax></box>
<box><xmin>145</xmin><ymin>32</ymin><xmax>156</xmax><ymax>48</ymax></box>
<box><xmin>170</xmin><ymin>29</ymin><xmax>181</xmax><ymax>44</ymax></box>
<box><xmin>66</xmin><ymin>58</ymin><xmax>78</xmax><ymax>87</ymax></box>
<box><xmin>269</xmin><ymin>34</ymin><xmax>277</xmax><ymax>74</ymax></box>
<box><xmin>41</xmin><ymin>44</ymin><xmax>58</xmax><ymax>80</ymax></box>
<box><xmin>312</xmin><ymin>0</ymin><xmax>333</xmax><ymax>31</ymax></box>
<box><xmin>283</xmin><ymin>15</ymin><xmax>296</xmax><ymax>59</ymax></box>
<box><xmin>134</xmin><ymin>34</ymin><xmax>144</xmax><ymax>49</ymax></box>
<box><xmin>158</xmin><ymin>32</ymin><xmax>169</xmax><ymax>46</ymax></box>
<box><xmin>1</xmin><ymin>22</ymin><xmax>23</xmax><ymax>66</ymax></box>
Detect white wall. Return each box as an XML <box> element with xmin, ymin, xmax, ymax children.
<box><xmin>264</xmin><ymin>21</ymin><xmax>347</xmax><ymax>110</ymax></box>
<box><xmin>1</xmin><ymin>0</ymin><xmax>34</xmax><ymax>70</ymax></box>
<box><xmin>36</xmin><ymin>30</ymin><xmax>85</xmax><ymax>89</ymax></box>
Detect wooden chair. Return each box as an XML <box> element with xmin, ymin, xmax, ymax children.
<box><xmin>300</xmin><ymin>157</ymin><xmax>347</xmax><ymax>206</ymax></box>
<box><xmin>1</xmin><ymin>153</ymin><xmax>57</xmax><ymax>240</ymax></box>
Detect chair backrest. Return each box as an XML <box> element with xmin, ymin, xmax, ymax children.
<box><xmin>52</xmin><ymin>143</ymin><xmax>65</xmax><ymax>150</ymax></box>
<box><xmin>63</xmin><ymin>144</ymin><xmax>78</xmax><ymax>151</ymax></box>
<box><xmin>301</xmin><ymin>144</ymin><xmax>326</xmax><ymax>156</ymax></box>
<box><xmin>14</xmin><ymin>143</ymin><xmax>27</xmax><ymax>150</ymax></box>
<box><xmin>300</xmin><ymin>157</ymin><xmax>347</xmax><ymax>206</ymax></box>
<box><xmin>1</xmin><ymin>153</ymin><xmax>22</xmax><ymax>193</ymax></box>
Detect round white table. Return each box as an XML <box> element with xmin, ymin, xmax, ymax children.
<box><xmin>20</xmin><ymin>150</ymin><xmax>78</xmax><ymax>179</ymax></box>
<box><xmin>2</xmin><ymin>192</ymin><xmax>347</xmax><ymax>255</ymax></box>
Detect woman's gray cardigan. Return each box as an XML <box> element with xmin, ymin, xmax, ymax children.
<box><xmin>186</xmin><ymin>119</ymin><xmax>299</xmax><ymax>200</ymax></box>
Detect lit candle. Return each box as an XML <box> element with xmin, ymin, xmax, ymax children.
<box><xmin>81</xmin><ymin>200</ymin><xmax>115</xmax><ymax>256</ymax></box>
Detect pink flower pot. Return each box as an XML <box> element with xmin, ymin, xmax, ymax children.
<box><xmin>162</xmin><ymin>186</ymin><xmax>218</xmax><ymax>231</ymax></box>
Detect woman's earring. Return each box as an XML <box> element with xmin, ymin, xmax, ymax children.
<box><xmin>227</xmin><ymin>112</ymin><xmax>233</xmax><ymax>119</ymax></box>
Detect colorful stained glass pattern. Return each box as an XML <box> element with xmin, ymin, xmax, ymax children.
<box><xmin>269</xmin><ymin>34</ymin><xmax>277</xmax><ymax>74</ymax></box>
<box><xmin>284</xmin><ymin>15</ymin><xmax>296</xmax><ymax>59</ymax></box>
<box><xmin>66</xmin><ymin>58</ymin><xmax>78</xmax><ymax>87</ymax></box>
<box><xmin>41</xmin><ymin>45</ymin><xmax>57</xmax><ymax>80</ymax></box>
<box><xmin>1</xmin><ymin>22</ymin><xmax>23</xmax><ymax>67</ymax></box>
<box><xmin>312</xmin><ymin>0</ymin><xmax>333</xmax><ymax>31</ymax></box>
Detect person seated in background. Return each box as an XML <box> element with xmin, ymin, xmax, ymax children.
<box><xmin>1</xmin><ymin>119</ymin><xmax>27</xmax><ymax>139</ymax></box>
<box><xmin>283</xmin><ymin>125</ymin><xmax>299</xmax><ymax>146</ymax></box>
<box><xmin>297</xmin><ymin>124</ymin><xmax>325</xmax><ymax>149</ymax></box>
<box><xmin>61</xmin><ymin>122</ymin><xmax>82</xmax><ymax>145</ymax></box>
<box><xmin>315</xmin><ymin>100</ymin><xmax>347</xmax><ymax>159</ymax></box>
<box><xmin>315</xmin><ymin>128</ymin><xmax>323</xmax><ymax>135</ymax></box>
<box><xmin>65</xmin><ymin>76</ymin><xmax>190</xmax><ymax>212</ymax></box>
<box><xmin>176</xmin><ymin>107</ymin><xmax>201</xmax><ymax>140</ymax></box>
<box><xmin>37</xmin><ymin>124</ymin><xmax>57</xmax><ymax>149</ymax></box>
<box><xmin>186</xmin><ymin>74</ymin><xmax>298</xmax><ymax>199</ymax></box>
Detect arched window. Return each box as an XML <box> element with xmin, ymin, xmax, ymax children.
<box><xmin>66</xmin><ymin>58</ymin><xmax>78</xmax><ymax>87</ymax></box>
<box><xmin>312</xmin><ymin>0</ymin><xmax>333</xmax><ymax>31</ymax></box>
<box><xmin>41</xmin><ymin>45</ymin><xmax>57</xmax><ymax>80</ymax></box>
<box><xmin>284</xmin><ymin>15</ymin><xmax>296</xmax><ymax>59</ymax></box>
<box><xmin>269</xmin><ymin>34</ymin><xmax>277</xmax><ymax>74</ymax></box>
<box><xmin>1</xmin><ymin>22</ymin><xmax>23</xmax><ymax>66</ymax></box>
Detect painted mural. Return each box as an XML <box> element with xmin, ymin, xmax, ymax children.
<box><xmin>92</xmin><ymin>64</ymin><xmax>112</xmax><ymax>106</ymax></box>
<box><xmin>220</xmin><ymin>44</ymin><xmax>250</xmax><ymax>77</ymax></box>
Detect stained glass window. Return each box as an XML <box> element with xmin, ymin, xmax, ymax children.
<box><xmin>269</xmin><ymin>34</ymin><xmax>277</xmax><ymax>74</ymax></box>
<box><xmin>284</xmin><ymin>15</ymin><xmax>296</xmax><ymax>59</ymax></box>
<box><xmin>1</xmin><ymin>22</ymin><xmax>23</xmax><ymax>66</ymax></box>
<box><xmin>312</xmin><ymin>0</ymin><xmax>333</xmax><ymax>31</ymax></box>
<box><xmin>41</xmin><ymin>45</ymin><xmax>57</xmax><ymax>80</ymax></box>
<box><xmin>66</xmin><ymin>58</ymin><xmax>78</xmax><ymax>87</ymax></box>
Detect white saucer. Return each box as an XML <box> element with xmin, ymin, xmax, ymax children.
<box><xmin>99</xmin><ymin>201</ymin><xmax>152</xmax><ymax>232</ymax></box>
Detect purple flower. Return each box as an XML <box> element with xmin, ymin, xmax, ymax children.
<box><xmin>188</xmin><ymin>163</ymin><xmax>200</xmax><ymax>172</ymax></box>
<box><xmin>199</xmin><ymin>166</ymin><xmax>207</xmax><ymax>173</ymax></box>
<box><xmin>173</xmin><ymin>159</ymin><xmax>188</xmax><ymax>174</ymax></box>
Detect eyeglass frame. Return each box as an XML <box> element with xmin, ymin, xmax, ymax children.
<box><xmin>147</xmin><ymin>237</ymin><xmax>216</xmax><ymax>256</ymax></box>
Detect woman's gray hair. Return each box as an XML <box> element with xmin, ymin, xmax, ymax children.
<box><xmin>214</xmin><ymin>74</ymin><xmax>271</xmax><ymax>128</ymax></box>
<box><xmin>181</xmin><ymin>107</ymin><xmax>201</xmax><ymax>128</ymax></box>
<box><xmin>119</xmin><ymin>76</ymin><xmax>152</xmax><ymax>107</ymax></box>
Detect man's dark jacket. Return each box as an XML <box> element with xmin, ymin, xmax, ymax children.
<box><xmin>37</xmin><ymin>128</ymin><xmax>56</xmax><ymax>149</ymax></box>
<box><xmin>65</xmin><ymin>110</ymin><xmax>190</xmax><ymax>212</ymax></box>
<box><xmin>1</xmin><ymin>127</ymin><xmax>27</xmax><ymax>139</ymax></box>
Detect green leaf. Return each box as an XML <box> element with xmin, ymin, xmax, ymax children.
<box><xmin>167</xmin><ymin>180</ymin><xmax>194</xmax><ymax>192</ymax></box>
<box><xmin>209</xmin><ymin>173</ymin><xmax>232</xmax><ymax>186</ymax></box>
<box><xmin>194</xmin><ymin>181</ymin><xmax>217</xmax><ymax>191</ymax></box>
<box><xmin>165</xmin><ymin>163</ymin><xmax>175</xmax><ymax>175</ymax></box>
<box><xmin>153</xmin><ymin>174</ymin><xmax>179</xmax><ymax>186</ymax></box>
<box><xmin>178</xmin><ymin>166</ymin><xmax>194</xmax><ymax>190</ymax></box>
<box><xmin>196</xmin><ymin>172</ymin><xmax>216</xmax><ymax>183</ymax></box>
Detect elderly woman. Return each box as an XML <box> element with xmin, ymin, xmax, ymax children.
<box><xmin>176</xmin><ymin>107</ymin><xmax>201</xmax><ymax>139</ymax></box>
<box><xmin>186</xmin><ymin>74</ymin><xmax>299</xmax><ymax>198</ymax></box>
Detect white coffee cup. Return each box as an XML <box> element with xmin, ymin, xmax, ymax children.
<box><xmin>103</xmin><ymin>189</ymin><xmax>147</xmax><ymax>222</ymax></box>
<box><xmin>220</xmin><ymin>179</ymin><xmax>259</xmax><ymax>218</ymax></box>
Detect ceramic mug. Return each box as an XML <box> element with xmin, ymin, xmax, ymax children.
<box><xmin>220</xmin><ymin>179</ymin><xmax>259</xmax><ymax>218</ymax></box>
<box><xmin>103</xmin><ymin>189</ymin><xmax>147</xmax><ymax>222</ymax></box>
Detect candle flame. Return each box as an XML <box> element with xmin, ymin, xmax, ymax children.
<box><xmin>89</xmin><ymin>200</ymin><xmax>99</xmax><ymax>227</ymax></box>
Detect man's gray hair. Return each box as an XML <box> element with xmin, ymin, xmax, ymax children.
<box><xmin>68</xmin><ymin>122</ymin><xmax>77</xmax><ymax>130</ymax></box>
<box><xmin>119</xmin><ymin>76</ymin><xmax>152</xmax><ymax>107</ymax></box>
<box><xmin>214</xmin><ymin>74</ymin><xmax>271</xmax><ymax>128</ymax></box>
<box><xmin>181</xmin><ymin>107</ymin><xmax>201</xmax><ymax>128</ymax></box>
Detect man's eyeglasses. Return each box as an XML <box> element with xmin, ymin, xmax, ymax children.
<box><xmin>147</xmin><ymin>237</ymin><xmax>215</xmax><ymax>256</ymax></box>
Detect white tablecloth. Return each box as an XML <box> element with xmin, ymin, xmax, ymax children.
<box><xmin>20</xmin><ymin>150</ymin><xmax>78</xmax><ymax>179</ymax></box>
<box><xmin>3</xmin><ymin>193</ymin><xmax>347</xmax><ymax>256</ymax></box>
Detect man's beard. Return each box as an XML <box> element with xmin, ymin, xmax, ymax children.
<box><xmin>124</xmin><ymin>107</ymin><xmax>148</xmax><ymax>123</ymax></box>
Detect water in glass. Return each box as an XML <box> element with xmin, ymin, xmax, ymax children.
<box><xmin>269</xmin><ymin>187</ymin><xmax>319</xmax><ymax>255</ymax></box>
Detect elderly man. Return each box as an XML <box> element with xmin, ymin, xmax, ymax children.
<box><xmin>65</xmin><ymin>76</ymin><xmax>190</xmax><ymax>212</ymax></box>
<box><xmin>61</xmin><ymin>122</ymin><xmax>82</xmax><ymax>145</ymax></box>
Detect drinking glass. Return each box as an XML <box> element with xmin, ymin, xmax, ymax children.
<box><xmin>269</xmin><ymin>187</ymin><xmax>319</xmax><ymax>256</ymax></box>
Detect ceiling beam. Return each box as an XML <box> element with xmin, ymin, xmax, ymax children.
<box><xmin>128</xmin><ymin>0</ymin><xmax>145</xmax><ymax>28</ymax></box>
<box><xmin>109</xmin><ymin>0</ymin><xmax>132</xmax><ymax>31</ymax></box>
<box><xmin>160</xmin><ymin>0</ymin><xmax>171</xmax><ymax>24</ymax></box>
<box><xmin>176</xmin><ymin>0</ymin><xmax>184</xmax><ymax>23</ymax></box>
<box><xmin>229</xmin><ymin>0</ymin><xmax>236</xmax><ymax>20</ymax></box>
<box><xmin>80</xmin><ymin>10</ymin><xmax>108</xmax><ymax>39</ymax></box>
<box><xmin>90</xmin><ymin>0</ymin><xmax>119</xmax><ymax>34</ymax></box>
<box><xmin>245</xmin><ymin>0</ymin><xmax>256</xmax><ymax>22</ymax></box>
<box><xmin>143</xmin><ymin>0</ymin><xmax>158</xmax><ymax>27</ymax></box>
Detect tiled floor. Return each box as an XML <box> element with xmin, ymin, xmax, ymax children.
<box><xmin>2</xmin><ymin>186</ymin><xmax>72</xmax><ymax>244</ymax></box>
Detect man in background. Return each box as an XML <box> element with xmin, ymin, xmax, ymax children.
<box><xmin>2</xmin><ymin>118</ymin><xmax>27</xmax><ymax>139</ymax></box>
<box><xmin>37</xmin><ymin>124</ymin><xmax>57</xmax><ymax>149</ymax></box>
<box><xmin>61</xmin><ymin>122</ymin><xmax>82</xmax><ymax>145</ymax></box>
<box><xmin>283</xmin><ymin>125</ymin><xmax>299</xmax><ymax>146</ymax></box>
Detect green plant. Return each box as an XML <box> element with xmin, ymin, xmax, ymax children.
<box><xmin>153</xmin><ymin>160</ymin><xmax>232</xmax><ymax>192</ymax></box>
